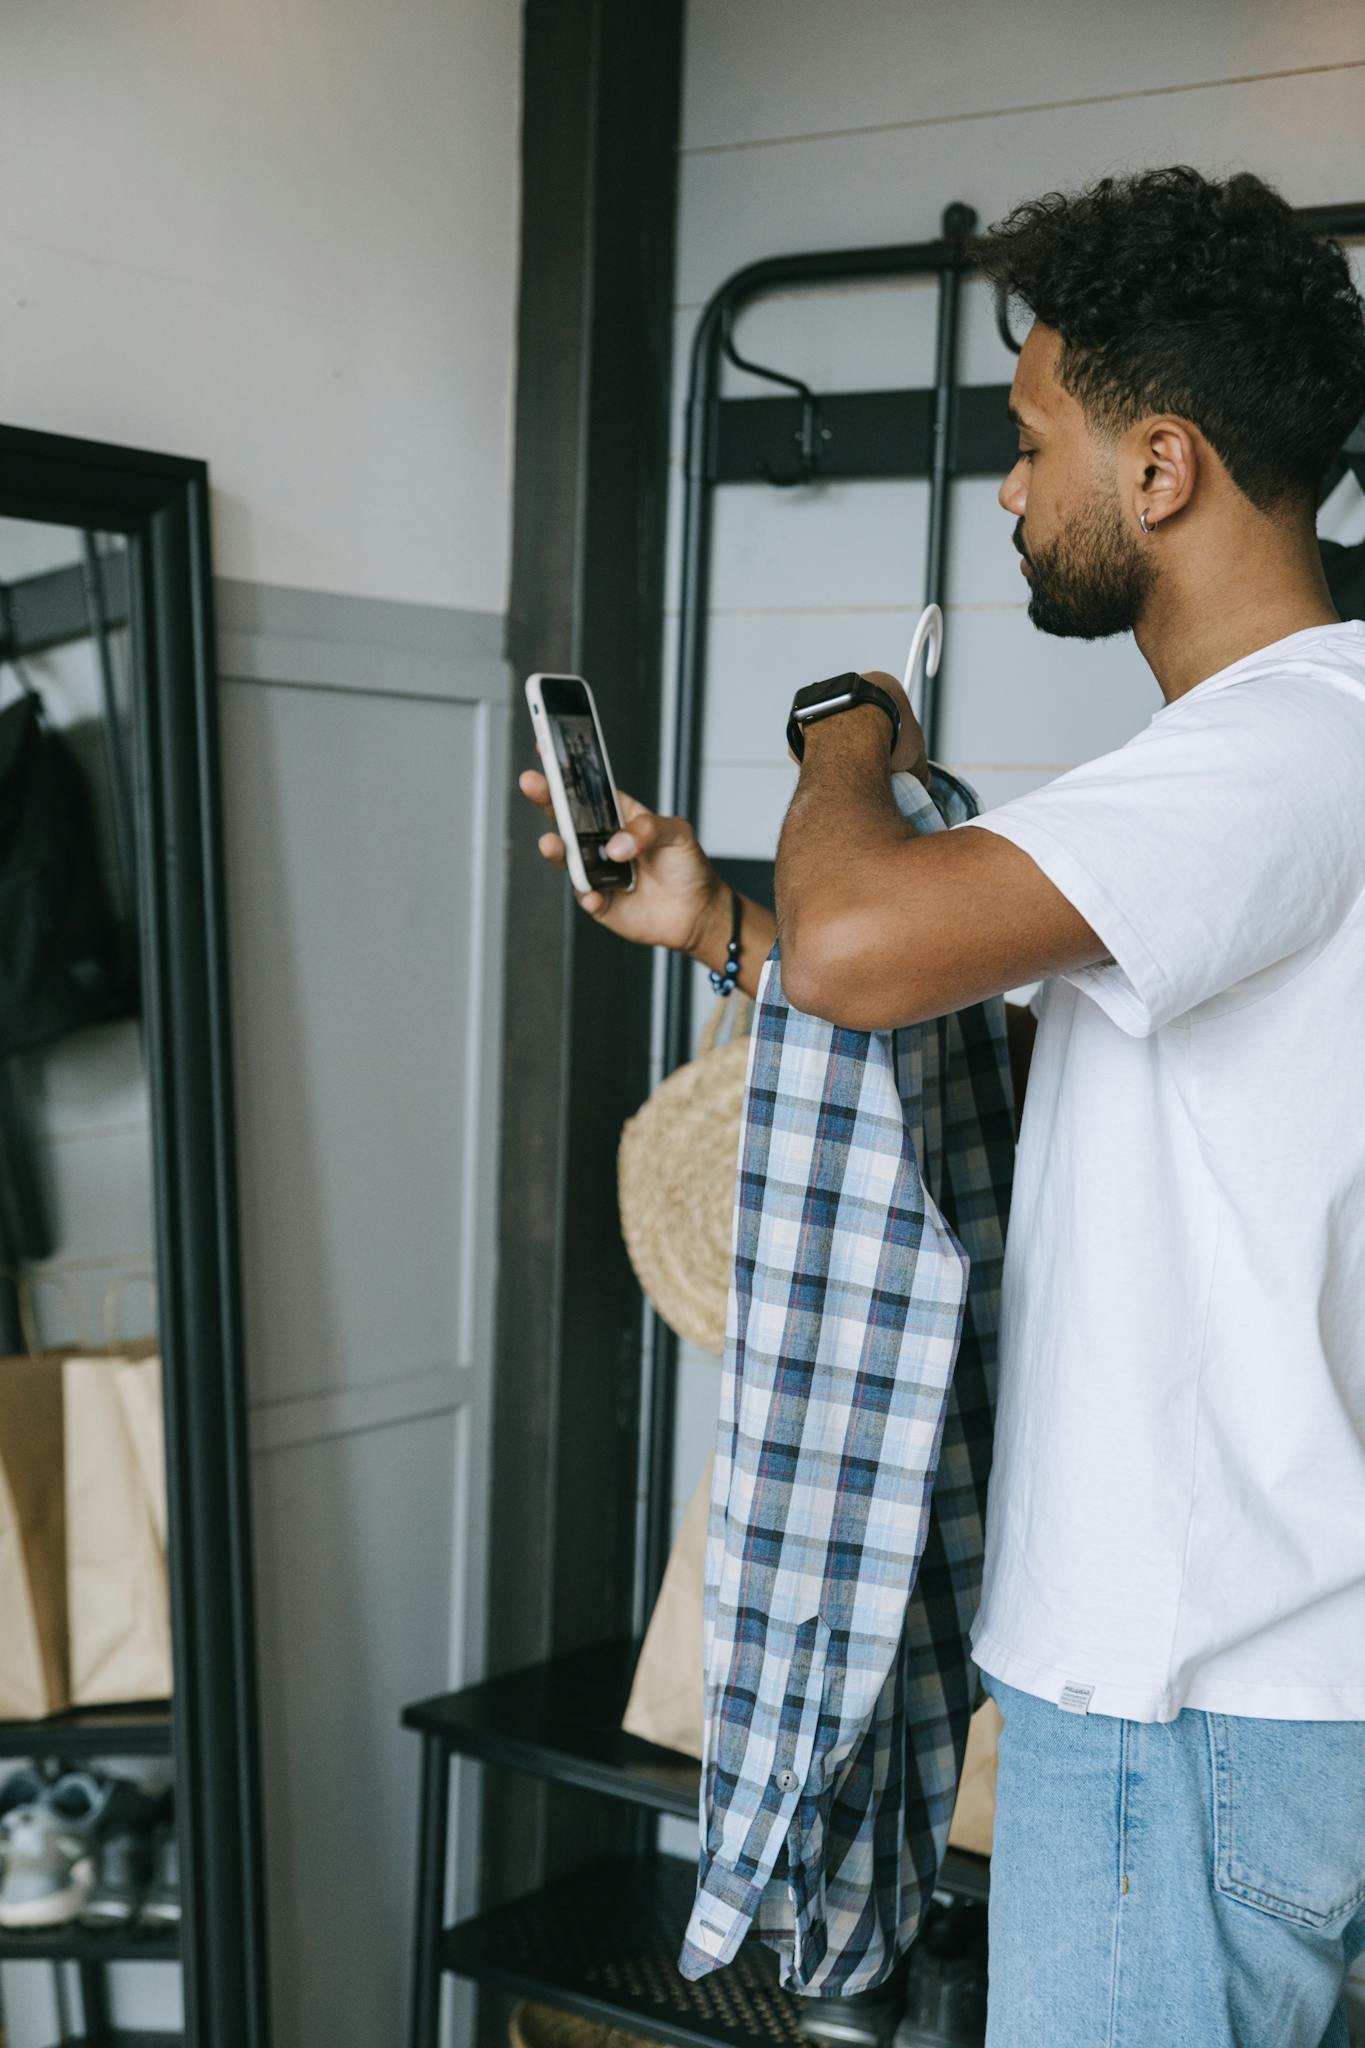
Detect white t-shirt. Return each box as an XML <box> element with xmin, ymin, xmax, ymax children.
<box><xmin>963</xmin><ymin>618</ymin><xmax>1365</xmax><ymax>1722</ymax></box>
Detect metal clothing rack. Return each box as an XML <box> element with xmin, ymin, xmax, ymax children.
<box><xmin>641</xmin><ymin>193</ymin><xmax>1365</xmax><ymax>1614</ymax></box>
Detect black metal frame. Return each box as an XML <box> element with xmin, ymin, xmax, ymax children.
<box><xmin>644</xmin><ymin>195</ymin><xmax>1365</xmax><ymax>1606</ymax></box>
<box><xmin>0</xmin><ymin>423</ymin><xmax>270</xmax><ymax>2048</ymax></box>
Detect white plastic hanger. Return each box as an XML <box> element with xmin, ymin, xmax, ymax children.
<box><xmin>902</xmin><ymin>601</ymin><xmax>943</xmax><ymax>720</ymax></box>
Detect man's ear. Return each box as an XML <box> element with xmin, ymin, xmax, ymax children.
<box><xmin>1128</xmin><ymin>416</ymin><xmax>1197</xmax><ymax>533</ymax></box>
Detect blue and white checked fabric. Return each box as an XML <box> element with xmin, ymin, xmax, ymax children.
<box><xmin>678</xmin><ymin>767</ymin><xmax>1015</xmax><ymax>1996</ymax></box>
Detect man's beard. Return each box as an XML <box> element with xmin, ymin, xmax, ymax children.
<box><xmin>1015</xmin><ymin>491</ymin><xmax>1154</xmax><ymax>639</ymax></box>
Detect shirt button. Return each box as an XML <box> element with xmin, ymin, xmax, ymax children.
<box><xmin>775</xmin><ymin>1768</ymin><xmax>799</xmax><ymax>1793</ymax></box>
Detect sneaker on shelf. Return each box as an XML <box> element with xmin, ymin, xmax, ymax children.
<box><xmin>80</xmin><ymin>1784</ymin><xmax>164</xmax><ymax>1932</ymax></box>
<box><xmin>0</xmin><ymin>1766</ymin><xmax>51</xmax><ymax>1823</ymax></box>
<box><xmin>0</xmin><ymin>1770</ymin><xmax>110</xmax><ymax>1930</ymax></box>
<box><xmin>0</xmin><ymin>1765</ymin><xmax>51</xmax><ymax>1890</ymax></box>
<box><xmin>139</xmin><ymin>1818</ymin><xmax>180</xmax><ymax>1932</ymax></box>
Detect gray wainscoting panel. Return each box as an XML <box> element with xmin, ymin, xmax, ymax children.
<box><xmin>216</xmin><ymin>580</ymin><xmax>508</xmax><ymax>2048</ymax></box>
<box><xmin>216</xmin><ymin>577</ymin><xmax>507</xmax><ymax>702</ymax></box>
<box><xmin>220</xmin><ymin>680</ymin><xmax>480</xmax><ymax>1410</ymax></box>
<box><xmin>250</xmin><ymin>1411</ymin><xmax>466</xmax><ymax>2046</ymax></box>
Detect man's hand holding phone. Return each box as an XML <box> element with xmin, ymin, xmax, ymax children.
<box><xmin>518</xmin><ymin>768</ymin><xmax>742</xmax><ymax>965</ymax></box>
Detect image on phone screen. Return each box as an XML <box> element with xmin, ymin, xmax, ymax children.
<box><xmin>549</xmin><ymin>714</ymin><xmax>617</xmax><ymax>839</ymax></box>
<box><xmin>534</xmin><ymin>676</ymin><xmax>633</xmax><ymax>890</ymax></box>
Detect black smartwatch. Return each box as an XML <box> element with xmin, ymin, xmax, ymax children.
<box><xmin>787</xmin><ymin>671</ymin><xmax>901</xmax><ymax>763</ymax></box>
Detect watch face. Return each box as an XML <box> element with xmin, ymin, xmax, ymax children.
<box><xmin>789</xmin><ymin>672</ymin><xmax>900</xmax><ymax>759</ymax></box>
<box><xmin>793</xmin><ymin>672</ymin><xmax>861</xmax><ymax>718</ymax></box>
<box><xmin>797</xmin><ymin>691</ymin><xmax>856</xmax><ymax>723</ymax></box>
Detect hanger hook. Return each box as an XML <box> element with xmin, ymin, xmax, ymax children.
<box><xmin>903</xmin><ymin>604</ymin><xmax>943</xmax><ymax>713</ymax></box>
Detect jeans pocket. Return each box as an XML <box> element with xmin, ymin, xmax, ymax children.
<box><xmin>1209</xmin><ymin>1712</ymin><xmax>1365</xmax><ymax>1930</ymax></box>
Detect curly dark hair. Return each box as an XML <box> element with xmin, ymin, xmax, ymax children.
<box><xmin>975</xmin><ymin>167</ymin><xmax>1365</xmax><ymax>513</ymax></box>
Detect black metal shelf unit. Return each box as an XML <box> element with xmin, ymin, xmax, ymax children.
<box><xmin>403</xmin><ymin>1637</ymin><xmax>989</xmax><ymax>2048</ymax></box>
<box><xmin>441</xmin><ymin>1854</ymin><xmax>801</xmax><ymax>2048</ymax></box>
<box><xmin>0</xmin><ymin>1928</ymin><xmax>179</xmax><ymax>1966</ymax></box>
<box><xmin>0</xmin><ymin>1703</ymin><xmax>171</xmax><ymax>1763</ymax></box>
<box><xmin>59</xmin><ymin>2035</ymin><xmax>182</xmax><ymax>2048</ymax></box>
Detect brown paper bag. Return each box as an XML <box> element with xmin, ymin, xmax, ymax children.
<box><xmin>0</xmin><ymin>1353</ymin><xmax>69</xmax><ymax>1719</ymax></box>
<box><xmin>946</xmin><ymin>1694</ymin><xmax>1000</xmax><ymax>1856</ymax></box>
<box><xmin>622</xmin><ymin>1455</ymin><xmax>711</xmax><ymax>1755</ymax></box>
<box><xmin>64</xmin><ymin>1350</ymin><xmax>172</xmax><ymax>1705</ymax></box>
<box><xmin>623</xmin><ymin>1452</ymin><xmax>1000</xmax><ymax>1856</ymax></box>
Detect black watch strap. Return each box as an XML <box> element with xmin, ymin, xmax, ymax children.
<box><xmin>787</xmin><ymin>672</ymin><xmax>901</xmax><ymax>763</ymax></box>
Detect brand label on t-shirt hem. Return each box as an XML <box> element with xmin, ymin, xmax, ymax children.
<box><xmin>1058</xmin><ymin>1681</ymin><xmax>1095</xmax><ymax>1715</ymax></box>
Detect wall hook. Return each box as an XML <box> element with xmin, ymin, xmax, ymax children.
<box><xmin>720</xmin><ymin>306</ymin><xmax>828</xmax><ymax>486</ymax></box>
<box><xmin>994</xmin><ymin>282</ymin><xmax>1023</xmax><ymax>357</ymax></box>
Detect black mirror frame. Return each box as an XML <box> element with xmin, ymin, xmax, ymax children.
<box><xmin>0</xmin><ymin>422</ymin><xmax>269</xmax><ymax>2047</ymax></box>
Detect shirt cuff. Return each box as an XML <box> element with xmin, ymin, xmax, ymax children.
<box><xmin>678</xmin><ymin>1884</ymin><xmax>755</xmax><ymax>1978</ymax></box>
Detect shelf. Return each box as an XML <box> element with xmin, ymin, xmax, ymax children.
<box><xmin>0</xmin><ymin>1924</ymin><xmax>179</xmax><ymax>1963</ymax></box>
<box><xmin>65</xmin><ymin>2037</ymin><xmax>183</xmax><ymax>2048</ymax></box>
<box><xmin>0</xmin><ymin>1702</ymin><xmax>172</xmax><ymax>1760</ymax></box>
<box><xmin>65</xmin><ymin>2036</ymin><xmax>184</xmax><ymax>2048</ymax></box>
<box><xmin>404</xmin><ymin>1638</ymin><xmax>698</xmax><ymax>1818</ymax></box>
<box><xmin>443</xmin><ymin>1853</ymin><xmax>804</xmax><ymax>2048</ymax></box>
<box><xmin>403</xmin><ymin>1638</ymin><xmax>989</xmax><ymax>1902</ymax></box>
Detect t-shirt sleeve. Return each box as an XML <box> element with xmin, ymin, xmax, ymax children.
<box><xmin>960</xmin><ymin>676</ymin><xmax>1365</xmax><ymax>1037</ymax></box>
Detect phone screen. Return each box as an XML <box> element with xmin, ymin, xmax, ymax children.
<box><xmin>539</xmin><ymin>676</ymin><xmax>633</xmax><ymax>890</ymax></box>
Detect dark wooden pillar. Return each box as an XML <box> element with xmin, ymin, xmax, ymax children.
<box><xmin>479</xmin><ymin>0</ymin><xmax>684</xmax><ymax>2017</ymax></box>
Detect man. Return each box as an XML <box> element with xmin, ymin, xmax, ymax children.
<box><xmin>521</xmin><ymin>167</ymin><xmax>1365</xmax><ymax>2044</ymax></box>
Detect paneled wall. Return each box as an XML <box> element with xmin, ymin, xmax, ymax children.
<box><xmin>218</xmin><ymin>585</ymin><xmax>508</xmax><ymax>2046</ymax></box>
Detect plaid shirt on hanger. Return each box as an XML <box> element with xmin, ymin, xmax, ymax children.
<box><xmin>678</xmin><ymin>768</ymin><xmax>1015</xmax><ymax>1997</ymax></box>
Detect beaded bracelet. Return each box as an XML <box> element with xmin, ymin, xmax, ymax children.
<box><xmin>708</xmin><ymin>888</ymin><xmax>742</xmax><ymax>996</ymax></box>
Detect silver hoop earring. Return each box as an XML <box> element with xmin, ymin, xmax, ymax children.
<box><xmin>1139</xmin><ymin>509</ymin><xmax>1155</xmax><ymax>535</ymax></box>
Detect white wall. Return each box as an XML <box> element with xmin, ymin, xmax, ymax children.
<box><xmin>658</xmin><ymin>23</ymin><xmax>1365</xmax><ymax>2030</ymax></box>
<box><xmin>0</xmin><ymin>0</ymin><xmax>520</xmax><ymax>611</ymax></box>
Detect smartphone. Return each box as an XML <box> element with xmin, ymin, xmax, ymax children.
<box><xmin>524</xmin><ymin>673</ymin><xmax>635</xmax><ymax>895</ymax></box>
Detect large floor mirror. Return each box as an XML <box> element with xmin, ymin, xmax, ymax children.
<box><xmin>0</xmin><ymin>426</ymin><xmax>268</xmax><ymax>2047</ymax></box>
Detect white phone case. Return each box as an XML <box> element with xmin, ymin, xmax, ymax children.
<box><xmin>524</xmin><ymin>672</ymin><xmax>634</xmax><ymax>894</ymax></box>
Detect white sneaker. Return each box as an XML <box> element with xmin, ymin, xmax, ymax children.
<box><xmin>0</xmin><ymin>1771</ymin><xmax>108</xmax><ymax>1929</ymax></box>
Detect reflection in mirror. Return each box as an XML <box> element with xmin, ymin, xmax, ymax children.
<box><xmin>0</xmin><ymin>517</ymin><xmax>180</xmax><ymax>2033</ymax></box>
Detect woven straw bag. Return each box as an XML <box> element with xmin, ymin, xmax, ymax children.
<box><xmin>617</xmin><ymin>993</ymin><xmax>754</xmax><ymax>1356</ymax></box>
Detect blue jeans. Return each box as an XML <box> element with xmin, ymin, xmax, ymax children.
<box><xmin>980</xmin><ymin>1671</ymin><xmax>1365</xmax><ymax>2046</ymax></box>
